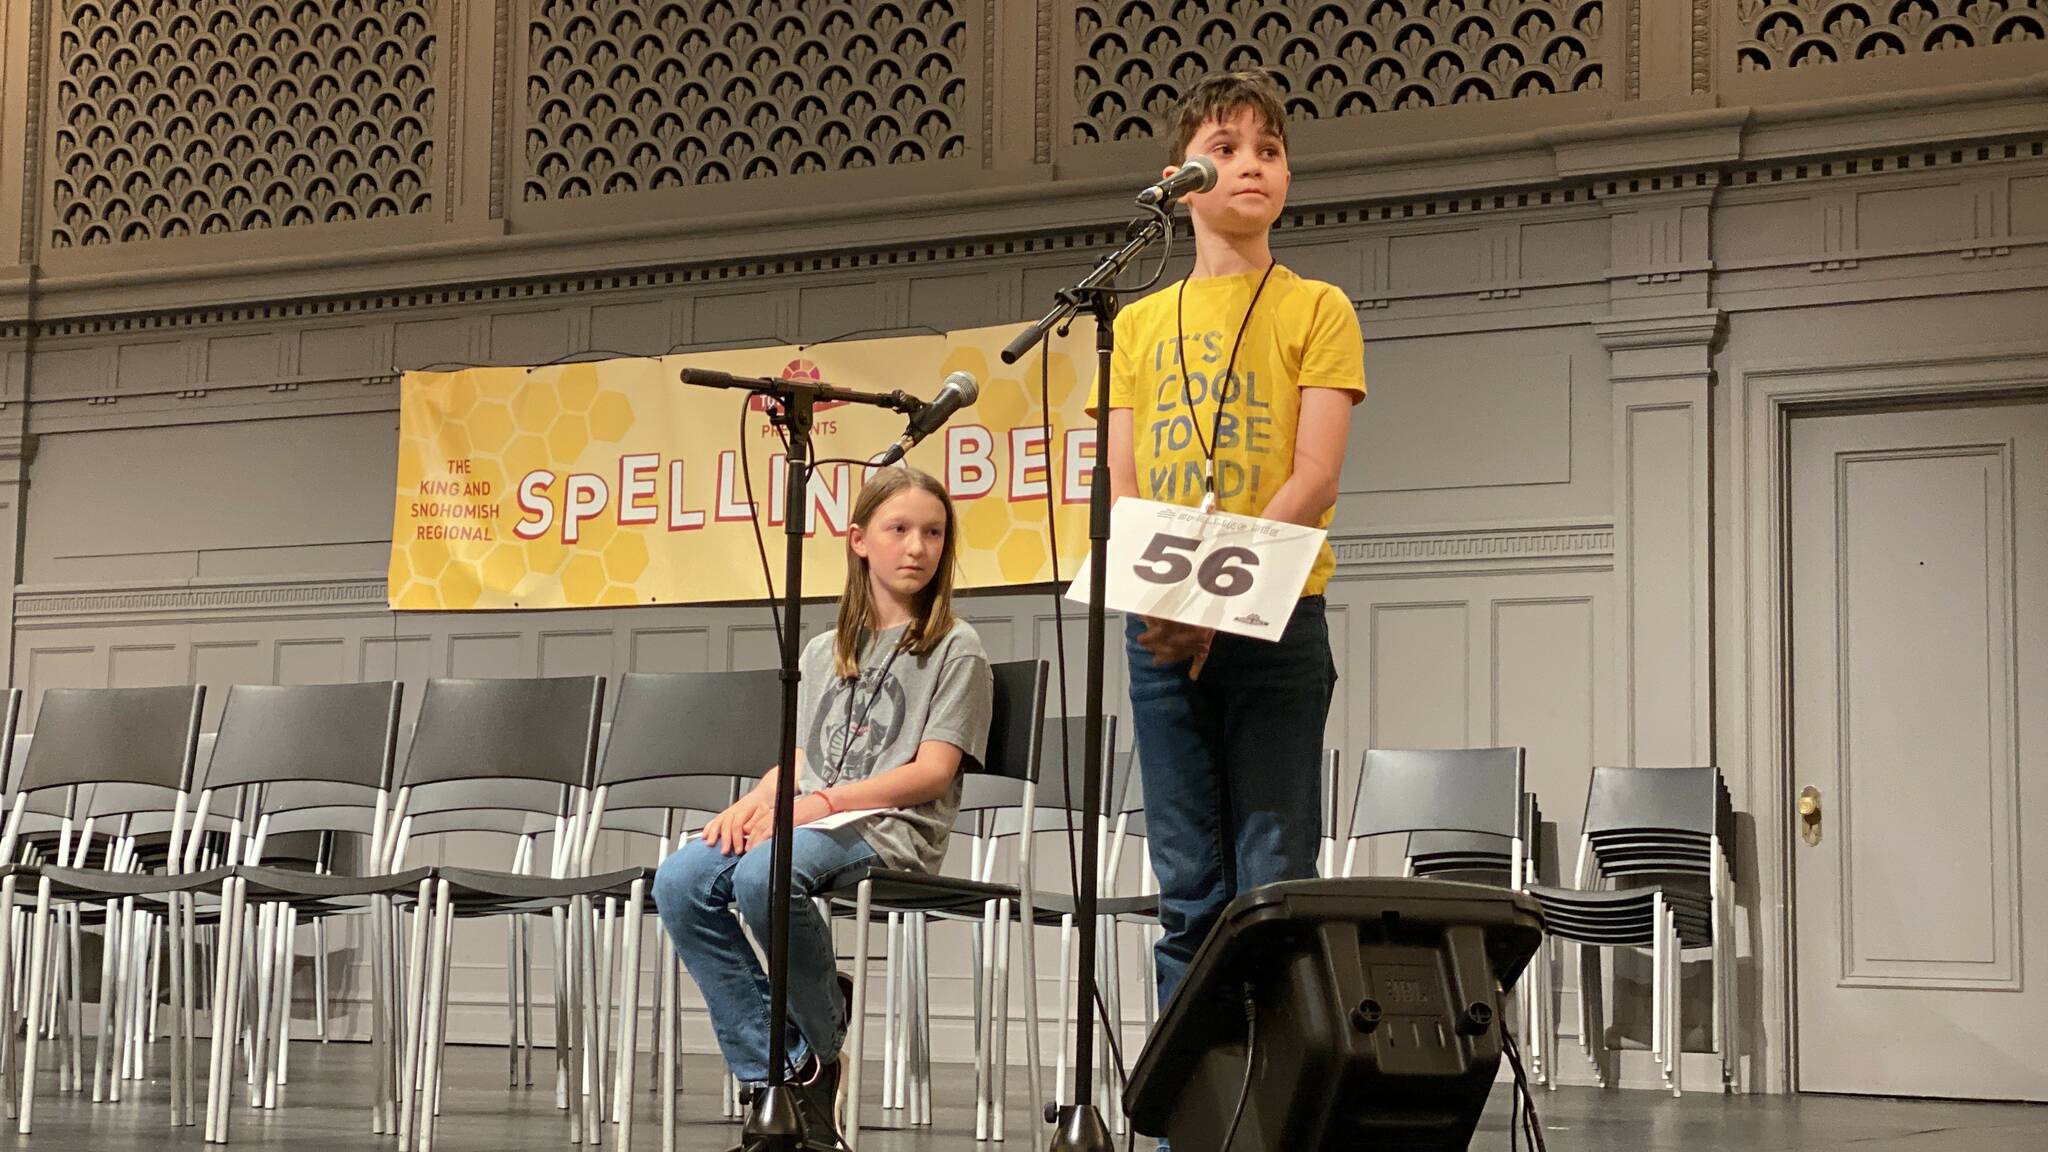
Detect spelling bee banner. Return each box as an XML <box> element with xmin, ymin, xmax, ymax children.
<box><xmin>389</xmin><ymin>322</ymin><xmax>1097</xmax><ymax>610</ymax></box>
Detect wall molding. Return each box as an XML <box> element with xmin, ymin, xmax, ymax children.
<box><xmin>13</xmin><ymin>575</ymin><xmax>391</xmax><ymax>627</ymax></box>
<box><xmin>8</xmin><ymin>521</ymin><xmax>1619</xmax><ymax>627</ymax></box>
<box><xmin>1331</xmin><ymin>521</ymin><xmax>1615</xmax><ymax>577</ymax></box>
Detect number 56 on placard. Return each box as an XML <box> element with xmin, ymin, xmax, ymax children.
<box><xmin>1064</xmin><ymin>497</ymin><xmax>1326</xmax><ymax>641</ymax></box>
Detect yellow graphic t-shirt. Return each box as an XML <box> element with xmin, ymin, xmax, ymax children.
<box><xmin>1107</xmin><ymin>264</ymin><xmax>1365</xmax><ymax>596</ymax></box>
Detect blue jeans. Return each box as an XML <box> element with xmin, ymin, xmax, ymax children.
<box><xmin>1125</xmin><ymin>595</ymin><xmax>1336</xmax><ymax>1011</ymax></box>
<box><xmin>651</xmin><ymin>826</ymin><xmax>877</xmax><ymax>1084</ymax></box>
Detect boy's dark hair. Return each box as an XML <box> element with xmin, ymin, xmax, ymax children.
<box><xmin>1165</xmin><ymin>71</ymin><xmax>1288</xmax><ymax>163</ymax></box>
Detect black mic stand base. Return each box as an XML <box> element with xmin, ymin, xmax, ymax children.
<box><xmin>726</xmin><ymin>1085</ymin><xmax>846</xmax><ymax>1152</ymax></box>
<box><xmin>1047</xmin><ymin>1103</ymin><xmax>1116</xmax><ymax>1152</ymax></box>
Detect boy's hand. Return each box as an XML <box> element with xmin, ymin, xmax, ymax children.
<box><xmin>1138</xmin><ymin>617</ymin><xmax>1215</xmax><ymax>678</ymax></box>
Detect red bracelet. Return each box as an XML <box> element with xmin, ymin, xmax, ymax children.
<box><xmin>815</xmin><ymin>789</ymin><xmax>838</xmax><ymax>814</ymax></box>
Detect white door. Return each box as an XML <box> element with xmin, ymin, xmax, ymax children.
<box><xmin>1789</xmin><ymin>399</ymin><xmax>2048</xmax><ymax>1100</ymax></box>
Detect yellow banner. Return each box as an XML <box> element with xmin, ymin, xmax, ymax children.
<box><xmin>389</xmin><ymin>322</ymin><xmax>1098</xmax><ymax>610</ymax></box>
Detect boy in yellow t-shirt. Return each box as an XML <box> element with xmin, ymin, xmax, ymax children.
<box><xmin>1107</xmin><ymin>72</ymin><xmax>1365</xmax><ymax>1016</ymax></box>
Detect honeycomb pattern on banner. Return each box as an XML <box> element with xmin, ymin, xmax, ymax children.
<box><xmin>393</xmin><ymin>364</ymin><xmax>643</xmax><ymax>609</ymax></box>
<box><xmin>935</xmin><ymin>332</ymin><xmax>1092</xmax><ymax>587</ymax></box>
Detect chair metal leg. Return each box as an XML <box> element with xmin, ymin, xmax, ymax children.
<box><xmin>1649</xmin><ymin>895</ymin><xmax>1665</xmax><ymax>1067</ymax></box>
<box><xmin>371</xmin><ymin>895</ymin><xmax>396</xmax><ymax>1134</ymax></box>
<box><xmin>93</xmin><ymin>899</ymin><xmax>120</xmax><ymax>1102</ymax></box>
<box><xmin>598</xmin><ymin>898</ymin><xmax>617</xmax><ymax>1126</ymax></box>
<box><xmin>845</xmin><ymin>879</ymin><xmax>872</xmax><ymax>1149</ymax></box>
<box><xmin>992</xmin><ymin>899</ymin><xmax>1012</xmax><ymax>1142</ymax></box>
<box><xmin>553</xmin><ymin>906</ymin><xmax>571</xmax><ymax>1112</ymax></box>
<box><xmin>183</xmin><ymin>893</ymin><xmax>199</xmax><ymax>1126</ymax></box>
<box><xmin>646</xmin><ymin>916</ymin><xmax>662</xmax><ymax>1099</ymax></box>
<box><xmin>248</xmin><ymin>901</ymin><xmax>276</xmax><ymax>1106</ymax></box>
<box><xmin>659</xmin><ymin>950</ymin><xmax>677</xmax><ymax>1152</ymax></box>
<box><xmin>416</xmin><ymin>880</ymin><xmax>455</xmax><ymax>1152</ymax></box>
<box><xmin>565</xmin><ymin>901</ymin><xmax>586</xmax><ymax>1142</ymax></box>
<box><xmin>62</xmin><ymin>907</ymin><xmax>80</xmax><ymax>1095</ymax></box>
<box><xmin>207</xmin><ymin>880</ymin><xmax>248</xmax><ymax>1145</ymax></box>
<box><xmin>1054</xmin><ymin>914</ymin><xmax>1072</xmax><ymax>1108</ymax></box>
<box><xmin>276</xmin><ymin>907</ymin><xmax>294</xmax><ymax>1090</ymax></box>
<box><xmin>0</xmin><ymin>875</ymin><xmax>17</xmax><ymax>1122</ymax></box>
<box><xmin>506</xmin><ymin>912</ymin><xmax>523</xmax><ymax>1088</ymax></box>
<box><xmin>18</xmin><ymin>876</ymin><xmax>52</xmax><ymax>1133</ymax></box>
<box><xmin>1667</xmin><ymin>912</ymin><xmax>1682</xmax><ymax>1097</ymax></box>
<box><xmin>974</xmin><ymin>902</ymin><xmax>995</xmax><ymax>1142</ymax></box>
<box><xmin>879</xmin><ymin>912</ymin><xmax>899</xmax><ymax>1117</ymax></box>
<box><xmin>148</xmin><ymin>910</ymin><xmax>165</xmax><ymax>1072</ymax></box>
<box><xmin>168</xmin><ymin>894</ymin><xmax>186</xmax><ymax>1126</ymax></box>
<box><xmin>430</xmin><ymin>899</ymin><xmax>456</xmax><ymax>1122</ymax></box>
<box><xmin>315</xmin><ymin>915</ymin><xmax>330</xmax><ymax>1043</ymax></box>
<box><xmin>397</xmin><ymin>879</ymin><xmax>434</xmax><ymax>1148</ymax></box>
<box><xmin>615</xmin><ymin>881</ymin><xmax>646</xmax><ymax>1152</ymax></box>
<box><xmin>915</xmin><ymin>916</ymin><xmax>932</xmax><ymax>1128</ymax></box>
<box><xmin>1018</xmin><ymin>887</ymin><xmax>1042</xmax><ymax>1138</ymax></box>
<box><xmin>582</xmin><ymin>898</ymin><xmax>605</xmax><ymax>1145</ymax></box>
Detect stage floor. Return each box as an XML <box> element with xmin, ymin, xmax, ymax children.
<box><xmin>14</xmin><ymin>1041</ymin><xmax>2046</xmax><ymax>1151</ymax></box>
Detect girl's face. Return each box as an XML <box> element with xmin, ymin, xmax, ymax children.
<box><xmin>850</xmin><ymin>487</ymin><xmax>949</xmax><ymax>603</ymax></box>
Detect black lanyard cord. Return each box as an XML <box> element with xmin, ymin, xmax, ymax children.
<box><xmin>1173</xmin><ymin>260</ymin><xmax>1278</xmax><ymax>500</ymax></box>
<box><xmin>824</xmin><ymin>635</ymin><xmax>907</xmax><ymax>789</ymax></box>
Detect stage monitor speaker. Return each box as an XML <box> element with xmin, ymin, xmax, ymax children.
<box><xmin>1124</xmin><ymin>877</ymin><xmax>1545</xmax><ymax>1152</ymax></box>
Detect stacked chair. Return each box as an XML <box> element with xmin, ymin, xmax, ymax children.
<box><xmin>1526</xmin><ymin>765</ymin><xmax>1736</xmax><ymax>1096</ymax></box>
<box><xmin>1336</xmin><ymin>747</ymin><xmax>1552</xmax><ymax>1079</ymax></box>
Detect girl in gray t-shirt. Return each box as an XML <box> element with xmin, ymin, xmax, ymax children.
<box><xmin>651</xmin><ymin>467</ymin><xmax>992</xmax><ymax>1139</ymax></box>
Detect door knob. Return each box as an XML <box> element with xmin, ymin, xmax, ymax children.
<box><xmin>1798</xmin><ymin>785</ymin><xmax>1822</xmax><ymax>846</ymax></box>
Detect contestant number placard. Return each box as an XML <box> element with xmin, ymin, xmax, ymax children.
<box><xmin>1066</xmin><ymin>498</ymin><xmax>1325</xmax><ymax>640</ymax></box>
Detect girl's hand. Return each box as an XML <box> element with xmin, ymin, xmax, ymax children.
<box><xmin>737</xmin><ymin>793</ymin><xmax>836</xmax><ymax>850</ymax></box>
<box><xmin>705</xmin><ymin>792</ymin><xmax>767</xmax><ymax>856</ymax></box>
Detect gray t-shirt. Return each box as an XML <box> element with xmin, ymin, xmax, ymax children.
<box><xmin>796</xmin><ymin>619</ymin><xmax>992</xmax><ymax>873</ymax></box>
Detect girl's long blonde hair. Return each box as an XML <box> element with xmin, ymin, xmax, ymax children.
<box><xmin>835</xmin><ymin>467</ymin><xmax>960</xmax><ymax>678</ymax></box>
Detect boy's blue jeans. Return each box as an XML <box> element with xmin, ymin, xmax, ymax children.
<box><xmin>651</xmin><ymin>825</ymin><xmax>877</xmax><ymax>1084</ymax></box>
<box><xmin>1125</xmin><ymin>595</ymin><xmax>1336</xmax><ymax>1011</ymax></box>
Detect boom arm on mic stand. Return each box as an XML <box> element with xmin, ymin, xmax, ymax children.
<box><xmin>678</xmin><ymin>367</ymin><xmax>925</xmax><ymax>415</ymax></box>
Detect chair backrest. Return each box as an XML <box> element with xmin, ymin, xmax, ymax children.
<box><xmin>1025</xmin><ymin>714</ymin><xmax>1122</xmax><ymax>815</ymax></box>
<box><xmin>17</xmin><ymin>685</ymin><xmax>205</xmax><ymax>798</ymax></box>
<box><xmin>1</xmin><ymin>686</ymin><xmax>205</xmax><ymax>868</ymax></box>
<box><xmin>397</xmin><ymin>676</ymin><xmax>604</xmax><ymax>819</ymax></box>
<box><xmin>1582</xmin><ymin>765</ymin><xmax>1721</xmax><ymax>839</ymax></box>
<box><xmin>598</xmin><ymin>670</ymin><xmax>784</xmax><ymax>788</ymax></box>
<box><xmin>204</xmin><ymin>682</ymin><xmax>404</xmax><ymax>795</ymax></box>
<box><xmin>1349</xmin><ymin>747</ymin><xmax>1525</xmax><ymax>840</ymax></box>
<box><xmin>979</xmin><ymin>659</ymin><xmax>1048</xmax><ymax>782</ymax></box>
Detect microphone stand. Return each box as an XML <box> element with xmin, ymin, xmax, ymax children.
<box><xmin>678</xmin><ymin>367</ymin><xmax>922</xmax><ymax>1151</ymax></box>
<box><xmin>1000</xmin><ymin>208</ymin><xmax>1170</xmax><ymax>1152</ymax></box>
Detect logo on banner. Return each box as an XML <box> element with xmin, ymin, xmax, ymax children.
<box><xmin>747</xmin><ymin>358</ymin><xmax>850</xmax><ymax>415</ymax></box>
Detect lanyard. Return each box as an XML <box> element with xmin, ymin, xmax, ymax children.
<box><xmin>825</xmin><ymin>635</ymin><xmax>906</xmax><ymax>788</ymax></box>
<box><xmin>1173</xmin><ymin>261</ymin><xmax>1277</xmax><ymax>511</ymax></box>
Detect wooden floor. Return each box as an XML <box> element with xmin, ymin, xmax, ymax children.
<box><xmin>5</xmin><ymin>1040</ymin><xmax>2046</xmax><ymax>1151</ymax></box>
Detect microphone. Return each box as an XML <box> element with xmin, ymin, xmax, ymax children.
<box><xmin>1135</xmin><ymin>155</ymin><xmax>1217</xmax><ymax>208</ymax></box>
<box><xmin>875</xmin><ymin>371</ymin><xmax>978</xmax><ymax>467</ymax></box>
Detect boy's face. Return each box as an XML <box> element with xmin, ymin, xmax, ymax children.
<box><xmin>1171</xmin><ymin>106</ymin><xmax>1289</xmax><ymax>238</ymax></box>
